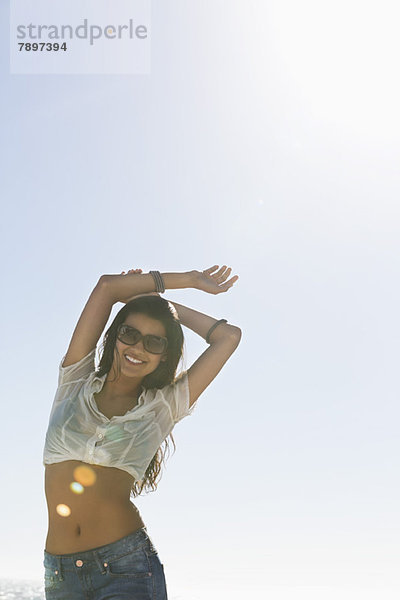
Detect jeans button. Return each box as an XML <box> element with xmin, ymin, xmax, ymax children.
<box><xmin>76</xmin><ymin>559</ymin><xmax>83</xmax><ymax>567</ymax></box>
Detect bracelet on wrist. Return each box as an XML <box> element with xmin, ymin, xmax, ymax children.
<box><xmin>149</xmin><ymin>270</ymin><xmax>165</xmax><ymax>293</ymax></box>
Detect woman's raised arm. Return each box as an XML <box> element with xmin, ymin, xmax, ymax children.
<box><xmin>167</xmin><ymin>300</ymin><xmax>241</xmax><ymax>407</ymax></box>
<box><xmin>62</xmin><ymin>270</ymin><xmax>194</xmax><ymax>368</ymax></box>
<box><xmin>62</xmin><ymin>277</ymin><xmax>114</xmax><ymax>368</ymax></box>
<box><xmin>63</xmin><ymin>266</ymin><xmax>238</xmax><ymax>369</ymax></box>
<box><xmin>101</xmin><ymin>270</ymin><xmax>196</xmax><ymax>303</ymax></box>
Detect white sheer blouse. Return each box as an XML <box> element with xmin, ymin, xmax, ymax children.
<box><xmin>43</xmin><ymin>348</ymin><xmax>197</xmax><ymax>481</ymax></box>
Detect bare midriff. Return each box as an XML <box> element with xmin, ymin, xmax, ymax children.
<box><xmin>44</xmin><ymin>460</ymin><xmax>145</xmax><ymax>555</ymax></box>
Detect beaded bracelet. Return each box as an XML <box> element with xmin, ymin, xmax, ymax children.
<box><xmin>149</xmin><ymin>270</ymin><xmax>166</xmax><ymax>293</ymax></box>
<box><xmin>206</xmin><ymin>319</ymin><xmax>228</xmax><ymax>344</ymax></box>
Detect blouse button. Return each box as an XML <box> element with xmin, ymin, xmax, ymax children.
<box><xmin>97</xmin><ymin>433</ymin><xmax>103</xmax><ymax>439</ymax></box>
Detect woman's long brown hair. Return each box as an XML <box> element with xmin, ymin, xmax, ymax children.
<box><xmin>96</xmin><ymin>295</ymin><xmax>184</xmax><ymax>497</ymax></box>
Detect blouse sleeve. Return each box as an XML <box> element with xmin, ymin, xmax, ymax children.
<box><xmin>58</xmin><ymin>348</ymin><xmax>96</xmax><ymax>386</ymax></box>
<box><xmin>162</xmin><ymin>371</ymin><xmax>198</xmax><ymax>424</ymax></box>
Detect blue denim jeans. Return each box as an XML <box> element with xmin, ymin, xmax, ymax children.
<box><xmin>43</xmin><ymin>527</ymin><xmax>168</xmax><ymax>599</ymax></box>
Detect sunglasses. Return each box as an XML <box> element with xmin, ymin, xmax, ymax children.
<box><xmin>117</xmin><ymin>324</ymin><xmax>168</xmax><ymax>355</ymax></box>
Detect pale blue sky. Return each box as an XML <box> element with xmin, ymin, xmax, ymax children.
<box><xmin>1</xmin><ymin>1</ymin><xmax>400</xmax><ymax>598</ymax></box>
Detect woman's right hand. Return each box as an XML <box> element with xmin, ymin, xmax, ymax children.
<box><xmin>194</xmin><ymin>265</ymin><xmax>239</xmax><ymax>295</ymax></box>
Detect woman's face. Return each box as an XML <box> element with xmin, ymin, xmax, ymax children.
<box><xmin>113</xmin><ymin>312</ymin><xmax>168</xmax><ymax>380</ymax></box>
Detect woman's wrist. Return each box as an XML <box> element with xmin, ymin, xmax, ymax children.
<box><xmin>161</xmin><ymin>270</ymin><xmax>198</xmax><ymax>291</ymax></box>
<box><xmin>166</xmin><ymin>300</ymin><xmax>239</xmax><ymax>344</ymax></box>
<box><xmin>101</xmin><ymin>270</ymin><xmax>199</xmax><ymax>304</ymax></box>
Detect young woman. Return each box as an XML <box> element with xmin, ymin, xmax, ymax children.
<box><xmin>42</xmin><ymin>265</ymin><xmax>241</xmax><ymax>599</ymax></box>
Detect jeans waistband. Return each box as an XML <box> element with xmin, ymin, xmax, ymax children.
<box><xmin>43</xmin><ymin>527</ymin><xmax>151</xmax><ymax>573</ymax></box>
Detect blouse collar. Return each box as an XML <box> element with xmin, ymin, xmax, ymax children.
<box><xmin>85</xmin><ymin>371</ymin><xmax>147</xmax><ymax>421</ymax></box>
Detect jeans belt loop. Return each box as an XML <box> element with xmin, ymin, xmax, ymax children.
<box><xmin>94</xmin><ymin>551</ymin><xmax>107</xmax><ymax>575</ymax></box>
<box><xmin>57</xmin><ymin>557</ymin><xmax>64</xmax><ymax>581</ymax></box>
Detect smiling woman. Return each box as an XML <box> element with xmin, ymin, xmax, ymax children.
<box><xmin>42</xmin><ymin>265</ymin><xmax>241</xmax><ymax>600</ymax></box>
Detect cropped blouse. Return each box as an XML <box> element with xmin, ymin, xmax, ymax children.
<box><xmin>43</xmin><ymin>348</ymin><xmax>197</xmax><ymax>481</ymax></box>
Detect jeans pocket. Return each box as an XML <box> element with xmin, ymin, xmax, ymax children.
<box><xmin>106</xmin><ymin>549</ymin><xmax>152</xmax><ymax>578</ymax></box>
<box><xmin>44</xmin><ymin>566</ymin><xmax>58</xmax><ymax>590</ymax></box>
<box><xmin>143</xmin><ymin>537</ymin><xmax>159</xmax><ymax>557</ymax></box>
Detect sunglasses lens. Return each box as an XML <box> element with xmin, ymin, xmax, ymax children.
<box><xmin>118</xmin><ymin>325</ymin><xmax>167</xmax><ymax>354</ymax></box>
<box><xmin>118</xmin><ymin>326</ymin><xmax>140</xmax><ymax>345</ymax></box>
<box><xmin>145</xmin><ymin>336</ymin><xmax>167</xmax><ymax>354</ymax></box>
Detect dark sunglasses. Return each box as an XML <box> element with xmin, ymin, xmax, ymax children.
<box><xmin>117</xmin><ymin>324</ymin><xmax>168</xmax><ymax>355</ymax></box>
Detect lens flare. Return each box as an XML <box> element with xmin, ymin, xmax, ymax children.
<box><xmin>70</xmin><ymin>481</ymin><xmax>84</xmax><ymax>494</ymax></box>
<box><xmin>56</xmin><ymin>504</ymin><xmax>71</xmax><ymax>517</ymax></box>
<box><xmin>73</xmin><ymin>465</ymin><xmax>97</xmax><ymax>487</ymax></box>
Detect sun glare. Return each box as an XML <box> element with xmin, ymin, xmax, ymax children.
<box><xmin>268</xmin><ymin>0</ymin><xmax>400</xmax><ymax>134</ymax></box>
<box><xmin>56</xmin><ymin>504</ymin><xmax>71</xmax><ymax>517</ymax></box>
<box><xmin>73</xmin><ymin>465</ymin><xmax>97</xmax><ymax>487</ymax></box>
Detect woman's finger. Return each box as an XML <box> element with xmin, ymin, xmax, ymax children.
<box><xmin>219</xmin><ymin>275</ymin><xmax>239</xmax><ymax>292</ymax></box>
<box><xmin>213</xmin><ymin>265</ymin><xmax>227</xmax><ymax>279</ymax></box>
<box><xmin>217</xmin><ymin>267</ymin><xmax>232</xmax><ymax>283</ymax></box>
<box><xmin>203</xmin><ymin>265</ymin><xmax>219</xmax><ymax>275</ymax></box>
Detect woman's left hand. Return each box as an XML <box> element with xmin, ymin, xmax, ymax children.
<box><xmin>194</xmin><ymin>265</ymin><xmax>239</xmax><ymax>295</ymax></box>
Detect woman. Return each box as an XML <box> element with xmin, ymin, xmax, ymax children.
<box><xmin>43</xmin><ymin>265</ymin><xmax>241</xmax><ymax>599</ymax></box>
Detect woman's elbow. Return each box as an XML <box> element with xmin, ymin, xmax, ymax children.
<box><xmin>227</xmin><ymin>325</ymin><xmax>242</xmax><ymax>346</ymax></box>
<box><xmin>210</xmin><ymin>324</ymin><xmax>242</xmax><ymax>347</ymax></box>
